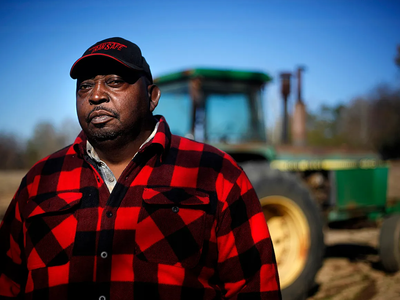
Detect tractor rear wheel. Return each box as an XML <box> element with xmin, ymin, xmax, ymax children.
<box><xmin>242</xmin><ymin>163</ymin><xmax>325</xmax><ymax>300</ymax></box>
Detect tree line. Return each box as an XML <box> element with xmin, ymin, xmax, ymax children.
<box><xmin>0</xmin><ymin>119</ymin><xmax>80</xmax><ymax>170</ymax></box>
<box><xmin>306</xmin><ymin>46</ymin><xmax>400</xmax><ymax>160</ymax></box>
<box><xmin>306</xmin><ymin>84</ymin><xmax>400</xmax><ymax>159</ymax></box>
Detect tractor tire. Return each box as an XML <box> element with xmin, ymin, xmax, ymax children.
<box><xmin>241</xmin><ymin>162</ymin><xmax>325</xmax><ymax>300</ymax></box>
<box><xmin>379</xmin><ymin>214</ymin><xmax>400</xmax><ymax>273</ymax></box>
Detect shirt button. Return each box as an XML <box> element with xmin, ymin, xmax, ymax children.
<box><xmin>99</xmin><ymin>296</ymin><xmax>106</xmax><ymax>300</ymax></box>
<box><xmin>108</xmin><ymin>177</ymin><xmax>115</xmax><ymax>182</ymax></box>
<box><xmin>106</xmin><ymin>211</ymin><xmax>113</xmax><ymax>218</ymax></box>
<box><xmin>100</xmin><ymin>251</ymin><xmax>108</xmax><ymax>259</ymax></box>
<box><xmin>172</xmin><ymin>206</ymin><xmax>179</xmax><ymax>213</ymax></box>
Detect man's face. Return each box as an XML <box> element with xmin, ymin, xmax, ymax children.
<box><xmin>76</xmin><ymin>66</ymin><xmax>154</xmax><ymax>143</ymax></box>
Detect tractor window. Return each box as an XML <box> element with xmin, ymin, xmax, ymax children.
<box><xmin>206</xmin><ymin>93</ymin><xmax>251</xmax><ymax>143</ymax></box>
<box><xmin>205</xmin><ymin>87</ymin><xmax>266</xmax><ymax>144</ymax></box>
<box><xmin>154</xmin><ymin>82</ymin><xmax>192</xmax><ymax>137</ymax></box>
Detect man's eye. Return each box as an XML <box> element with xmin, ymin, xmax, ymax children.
<box><xmin>107</xmin><ymin>79</ymin><xmax>125</xmax><ymax>86</ymax></box>
<box><xmin>79</xmin><ymin>83</ymin><xmax>93</xmax><ymax>90</ymax></box>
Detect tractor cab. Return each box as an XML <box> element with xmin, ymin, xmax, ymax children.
<box><xmin>154</xmin><ymin>68</ymin><xmax>274</xmax><ymax>161</ymax></box>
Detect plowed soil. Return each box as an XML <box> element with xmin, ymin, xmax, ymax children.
<box><xmin>307</xmin><ymin>228</ymin><xmax>400</xmax><ymax>300</ymax></box>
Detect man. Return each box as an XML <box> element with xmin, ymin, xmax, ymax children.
<box><xmin>0</xmin><ymin>37</ymin><xmax>281</xmax><ymax>299</ymax></box>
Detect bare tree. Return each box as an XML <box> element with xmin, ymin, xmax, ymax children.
<box><xmin>368</xmin><ymin>85</ymin><xmax>400</xmax><ymax>159</ymax></box>
<box><xmin>306</xmin><ymin>104</ymin><xmax>348</xmax><ymax>147</ymax></box>
<box><xmin>0</xmin><ymin>133</ymin><xmax>25</xmax><ymax>169</ymax></box>
<box><xmin>25</xmin><ymin>120</ymin><xmax>80</xmax><ymax>167</ymax></box>
<box><xmin>339</xmin><ymin>97</ymin><xmax>371</xmax><ymax>148</ymax></box>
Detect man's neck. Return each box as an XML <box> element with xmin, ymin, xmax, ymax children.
<box><xmin>88</xmin><ymin>119</ymin><xmax>157</xmax><ymax>177</ymax></box>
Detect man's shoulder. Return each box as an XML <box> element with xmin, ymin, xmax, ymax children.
<box><xmin>171</xmin><ymin>134</ymin><xmax>223</xmax><ymax>155</ymax></box>
<box><xmin>170</xmin><ymin>134</ymin><xmax>242</xmax><ymax>171</ymax></box>
<box><xmin>26</xmin><ymin>143</ymin><xmax>76</xmax><ymax>178</ymax></box>
<box><xmin>11</xmin><ymin>143</ymin><xmax>78</xmax><ymax>203</ymax></box>
<box><xmin>27</xmin><ymin>133</ymin><xmax>86</xmax><ymax>177</ymax></box>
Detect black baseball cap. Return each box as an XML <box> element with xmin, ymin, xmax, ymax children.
<box><xmin>70</xmin><ymin>37</ymin><xmax>153</xmax><ymax>83</ymax></box>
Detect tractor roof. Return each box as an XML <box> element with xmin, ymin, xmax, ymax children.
<box><xmin>154</xmin><ymin>68</ymin><xmax>272</xmax><ymax>85</ymax></box>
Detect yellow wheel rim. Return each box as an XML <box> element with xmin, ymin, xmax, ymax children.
<box><xmin>260</xmin><ymin>195</ymin><xmax>310</xmax><ymax>289</ymax></box>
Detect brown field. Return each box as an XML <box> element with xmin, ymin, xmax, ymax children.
<box><xmin>0</xmin><ymin>170</ymin><xmax>26</xmax><ymax>220</ymax></box>
<box><xmin>308</xmin><ymin>228</ymin><xmax>400</xmax><ymax>300</ymax></box>
<box><xmin>0</xmin><ymin>162</ymin><xmax>399</xmax><ymax>299</ymax></box>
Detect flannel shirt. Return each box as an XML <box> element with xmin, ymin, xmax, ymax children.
<box><xmin>0</xmin><ymin>116</ymin><xmax>281</xmax><ymax>300</ymax></box>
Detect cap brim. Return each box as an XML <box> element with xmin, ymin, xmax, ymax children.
<box><xmin>70</xmin><ymin>53</ymin><xmax>143</xmax><ymax>79</ymax></box>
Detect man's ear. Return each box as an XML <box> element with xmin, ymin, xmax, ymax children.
<box><xmin>148</xmin><ymin>85</ymin><xmax>161</xmax><ymax>112</ymax></box>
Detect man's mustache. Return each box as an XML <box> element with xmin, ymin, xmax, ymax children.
<box><xmin>86</xmin><ymin>106</ymin><xmax>119</xmax><ymax>123</ymax></box>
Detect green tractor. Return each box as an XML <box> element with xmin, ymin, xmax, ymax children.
<box><xmin>153</xmin><ymin>68</ymin><xmax>400</xmax><ymax>300</ymax></box>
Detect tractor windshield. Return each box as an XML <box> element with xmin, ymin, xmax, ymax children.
<box><xmin>155</xmin><ymin>79</ymin><xmax>267</xmax><ymax>144</ymax></box>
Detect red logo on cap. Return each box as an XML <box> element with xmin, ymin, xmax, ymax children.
<box><xmin>88</xmin><ymin>42</ymin><xmax>127</xmax><ymax>54</ymax></box>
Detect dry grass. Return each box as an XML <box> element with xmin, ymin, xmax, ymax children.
<box><xmin>0</xmin><ymin>170</ymin><xmax>26</xmax><ymax>220</ymax></box>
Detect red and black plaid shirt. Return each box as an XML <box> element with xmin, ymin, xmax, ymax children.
<box><xmin>0</xmin><ymin>116</ymin><xmax>281</xmax><ymax>300</ymax></box>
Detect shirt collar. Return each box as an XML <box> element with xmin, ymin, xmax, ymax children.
<box><xmin>86</xmin><ymin>121</ymin><xmax>160</xmax><ymax>162</ymax></box>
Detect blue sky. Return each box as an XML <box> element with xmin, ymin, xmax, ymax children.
<box><xmin>0</xmin><ymin>0</ymin><xmax>399</xmax><ymax>140</ymax></box>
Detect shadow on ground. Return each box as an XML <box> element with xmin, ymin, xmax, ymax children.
<box><xmin>325</xmin><ymin>243</ymin><xmax>378</xmax><ymax>261</ymax></box>
<box><xmin>307</xmin><ymin>242</ymin><xmax>385</xmax><ymax>299</ymax></box>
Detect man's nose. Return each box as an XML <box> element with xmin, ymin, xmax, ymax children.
<box><xmin>89</xmin><ymin>82</ymin><xmax>109</xmax><ymax>105</ymax></box>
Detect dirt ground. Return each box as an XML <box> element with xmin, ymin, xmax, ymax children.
<box><xmin>307</xmin><ymin>228</ymin><xmax>400</xmax><ymax>300</ymax></box>
<box><xmin>0</xmin><ymin>165</ymin><xmax>399</xmax><ymax>300</ymax></box>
